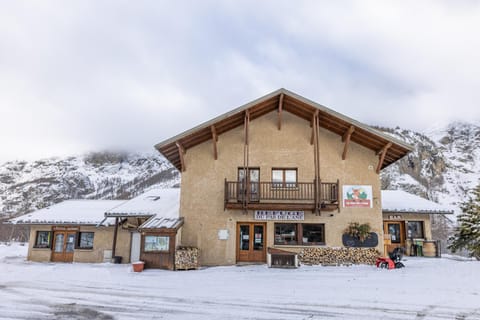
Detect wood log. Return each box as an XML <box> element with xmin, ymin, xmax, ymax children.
<box><xmin>299</xmin><ymin>247</ymin><xmax>380</xmax><ymax>266</ymax></box>
<box><xmin>175</xmin><ymin>246</ymin><xmax>200</xmax><ymax>270</ymax></box>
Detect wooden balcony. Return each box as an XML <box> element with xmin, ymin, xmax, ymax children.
<box><xmin>224</xmin><ymin>180</ymin><xmax>339</xmax><ymax>212</ymax></box>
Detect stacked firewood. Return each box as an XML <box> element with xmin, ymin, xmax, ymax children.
<box><xmin>299</xmin><ymin>247</ymin><xmax>380</xmax><ymax>266</ymax></box>
<box><xmin>175</xmin><ymin>246</ymin><xmax>199</xmax><ymax>270</ymax></box>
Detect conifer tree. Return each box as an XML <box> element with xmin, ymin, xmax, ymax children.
<box><xmin>448</xmin><ymin>185</ymin><xmax>480</xmax><ymax>260</ymax></box>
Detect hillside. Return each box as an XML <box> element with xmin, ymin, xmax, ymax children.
<box><xmin>0</xmin><ymin>152</ymin><xmax>180</xmax><ymax>218</ymax></box>
<box><xmin>2</xmin><ymin>121</ymin><xmax>479</xmax><ymax>221</ymax></box>
<box><xmin>379</xmin><ymin>121</ymin><xmax>480</xmax><ymax>211</ymax></box>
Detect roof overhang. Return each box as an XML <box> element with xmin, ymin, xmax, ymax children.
<box><xmin>383</xmin><ymin>209</ymin><xmax>454</xmax><ymax>215</ymax></box>
<box><xmin>155</xmin><ymin>88</ymin><xmax>413</xmax><ymax>171</ymax></box>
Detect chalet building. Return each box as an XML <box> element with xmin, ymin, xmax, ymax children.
<box><xmin>8</xmin><ymin>189</ymin><xmax>183</xmax><ymax>269</ymax></box>
<box><xmin>154</xmin><ymin>88</ymin><xmax>414</xmax><ymax>266</ymax></box>
<box><xmin>8</xmin><ymin>200</ymin><xmax>128</xmax><ymax>263</ymax></box>
<box><xmin>382</xmin><ymin>190</ymin><xmax>454</xmax><ymax>257</ymax></box>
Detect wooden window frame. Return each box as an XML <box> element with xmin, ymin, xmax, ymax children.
<box><xmin>271</xmin><ymin>168</ymin><xmax>298</xmax><ymax>188</ymax></box>
<box><xmin>274</xmin><ymin>223</ymin><xmax>325</xmax><ymax>246</ymax></box>
<box><xmin>76</xmin><ymin>232</ymin><xmax>94</xmax><ymax>250</ymax></box>
<box><xmin>143</xmin><ymin>235</ymin><xmax>170</xmax><ymax>253</ymax></box>
<box><xmin>34</xmin><ymin>231</ymin><xmax>52</xmax><ymax>249</ymax></box>
<box><xmin>407</xmin><ymin>221</ymin><xmax>425</xmax><ymax>239</ymax></box>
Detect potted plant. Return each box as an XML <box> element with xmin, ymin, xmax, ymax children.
<box><xmin>344</xmin><ymin>222</ymin><xmax>372</xmax><ymax>242</ymax></box>
<box><xmin>342</xmin><ymin>222</ymin><xmax>378</xmax><ymax>247</ymax></box>
<box><xmin>132</xmin><ymin>261</ymin><xmax>145</xmax><ymax>272</ymax></box>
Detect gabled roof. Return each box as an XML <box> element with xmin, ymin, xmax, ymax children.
<box><xmin>155</xmin><ymin>88</ymin><xmax>413</xmax><ymax>171</ymax></box>
<box><xmin>381</xmin><ymin>190</ymin><xmax>454</xmax><ymax>214</ymax></box>
<box><xmin>8</xmin><ymin>200</ymin><xmax>125</xmax><ymax>226</ymax></box>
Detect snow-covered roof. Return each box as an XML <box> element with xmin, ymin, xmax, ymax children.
<box><xmin>381</xmin><ymin>190</ymin><xmax>454</xmax><ymax>214</ymax></box>
<box><xmin>139</xmin><ymin>217</ymin><xmax>184</xmax><ymax>230</ymax></box>
<box><xmin>105</xmin><ymin>188</ymin><xmax>180</xmax><ymax>218</ymax></box>
<box><xmin>8</xmin><ymin>200</ymin><xmax>125</xmax><ymax>226</ymax></box>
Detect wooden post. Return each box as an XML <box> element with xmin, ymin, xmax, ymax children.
<box><xmin>176</xmin><ymin>142</ymin><xmax>186</xmax><ymax>172</ymax></box>
<box><xmin>243</xmin><ymin>110</ymin><xmax>250</xmax><ymax>212</ymax></box>
<box><xmin>277</xmin><ymin>93</ymin><xmax>284</xmax><ymax>130</ymax></box>
<box><xmin>376</xmin><ymin>142</ymin><xmax>392</xmax><ymax>174</ymax></box>
<box><xmin>342</xmin><ymin>126</ymin><xmax>355</xmax><ymax>160</ymax></box>
<box><xmin>211</xmin><ymin>125</ymin><xmax>218</xmax><ymax>160</ymax></box>
<box><xmin>111</xmin><ymin>217</ymin><xmax>119</xmax><ymax>260</ymax></box>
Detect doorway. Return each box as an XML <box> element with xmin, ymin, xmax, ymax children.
<box><xmin>238</xmin><ymin>168</ymin><xmax>260</xmax><ymax>202</ymax></box>
<box><xmin>383</xmin><ymin>221</ymin><xmax>405</xmax><ymax>254</ymax></box>
<box><xmin>236</xmin><ymin>222</ymin><xmax>266</xmax><ymax>263</ymax></box>
<box><xmin>51</xmin><ymin>231</ymin><xmax>76</xmax><ymax>262</ymax></box>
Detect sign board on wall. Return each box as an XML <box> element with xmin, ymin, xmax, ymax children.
<box><xmin>254</xmin><ymin>210</ymin><xmax>305</xmax><ymax>221</ymax></box>
<box><xmin>342</xmin><ymin>185</ymin><xmax>373</xmax><ymax>208</ymax></box>
<box><xmin>218</xmin><ymin>229</ymin><xmax>229</xmax><ymax>240</ymax></box>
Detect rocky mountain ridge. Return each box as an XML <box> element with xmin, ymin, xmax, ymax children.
<box><xmin>1</xmin><ymin>121</ymin><xmax>479</xmax><ymax>220</ymax></box>
<box><xmin>379</xmin><ymin>121</ymin><xmax>480</xmax><ymax>212</ymax></box>
<box><xmin>0</xmin><ymin>152</ymin><xmax>180</xmax><ymax>218</ymax></box>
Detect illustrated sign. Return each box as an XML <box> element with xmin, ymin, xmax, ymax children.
<box><xmin>254</xmin><ymin>210</ymin><xmax>305</xmax><ymax>221</ymax></box>
<box><xmin>343</xmin><ymin>185</ymin><xmax>373</xmax><ymax>208</ymax></box>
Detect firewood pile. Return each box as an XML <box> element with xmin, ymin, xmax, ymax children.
<box><xmin>299</xmin><ymin>247</ymin><xmax>380</xmax><ymax>266</ymax></box>
<box><xmin>175</xmin><ymin>246</ymin><xmax>199</xmax><ymax>270</ymax></box>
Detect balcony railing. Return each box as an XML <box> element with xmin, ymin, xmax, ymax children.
<box><xmin>224</xmin><ymin>180</ymin><xmax>339</xmax><ymax>211</ymax></box>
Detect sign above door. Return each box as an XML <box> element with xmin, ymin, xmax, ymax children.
<box><xmin>254</xmin><ymin>210</ymin><xmax>304</xmax><ymax>221</ymax></box>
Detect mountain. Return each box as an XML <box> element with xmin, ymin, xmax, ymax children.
<box><xmin>378</xmin><ymin>121</ymin><xmax>480</xmax><ymax>212</ymax></box>
<box><xmin>2</xmin><ymin>121</ymin><xmax>479</xmax><ymax>221</ymax></box>
<box><xmin>0</xmin><ymin>152</ymin><xmax>180</xmax><ymax>218</ymax></box>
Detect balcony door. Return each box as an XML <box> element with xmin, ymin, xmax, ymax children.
<box><xmin>237</xmin><ymin>222</ymin><xmax>266</xmax><ymax>263</ymax></box>
<box><xmin>51</xmin><ymin>231</ymin><xmax>76</xmax><ymax>262</ymax></box>
<box><xmin>238</xmin><ymin>168</ymin><xmax>260</xmax><ymax>202</ymax></box>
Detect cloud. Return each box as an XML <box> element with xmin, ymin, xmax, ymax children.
<box><xmin>1</xmin><ymin>1</ymin><xmax>480</xmax><ymax>162</ymax></box>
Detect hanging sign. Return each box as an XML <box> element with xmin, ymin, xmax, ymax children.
<box><xmin>343</xmin><ymin>185</ymin><xmax>373</xmax><ymax>208</ymax></box>
<box><xmin>254</xmin><ymin>210</ymin><xmax>304</xmax><ymax>221</ymax></box>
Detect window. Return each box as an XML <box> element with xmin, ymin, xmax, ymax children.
<box><xmin>274</xmin><ymin>223</ymin><xmax>325</xmax><ymax>245</ymax></box>
<box><xmin>407</xmin><ymin>221</ymin><xmax>425</xmax><ymax>239</ymax></box>
<box><xmin>272</xmin><ymin>168</ymin><xmax>297</xmax><ymax>187</ymax></box>
<box><xmin>275</xmin><ymin>223</ymin><xmax>298</xmax><ymax>245</ymax></box>
<box><xmin>144</xmin><ymin>235</ymin><xmax>170</xmax><ymax>252</ymax></box>
<box><xmin>34</xmin><ymin>231</ymin><xmax>52</xmax><ymax>248</ymax></box>
<box><xmin>77</xmin><ymin>232</ymin><xmax>94</xmax><ymax>249</ymax></box>
<box><xmin>302</xmin><ymin>224</ymin><xmax>325</xmax><ymax>245</ymax></box>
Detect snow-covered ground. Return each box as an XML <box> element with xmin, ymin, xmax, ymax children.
<box><xmin>1</xmin><ymin>243</ymin><xmax>479</xmax><ymax>320</ymax></box>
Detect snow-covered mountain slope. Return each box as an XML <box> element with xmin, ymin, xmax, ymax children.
<box><xmin>1</xmin><ymin>121</ymin><xmax>479</xmax><ymax>219</ymax></box>
<box><xmin>0</xmin><ymin>152</ymin><xmax>180</xmax><ymax>218</ymax></box>
<box><xmin>379</xmin><ymin>121</ymin><xmax>480</xmax><ymax>212</ymax></box>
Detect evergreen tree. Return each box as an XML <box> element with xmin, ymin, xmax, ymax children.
<box><xmin>448</xmin><ymin>185</ymin><xmax>480</xmax><ymax>260</ymax></box>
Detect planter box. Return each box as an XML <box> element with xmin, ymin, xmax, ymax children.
<box><xmin>342</xmin><ymin>233</ymin><xmax>378</xmax><ymax>248</ymax></box>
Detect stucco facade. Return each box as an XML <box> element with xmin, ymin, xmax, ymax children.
<box><xmin>27</xmin><ymin>225</ymin><xmax>132</xmax><ymax>263</ymax></box>
<box><xmin>179</xmin><ymin>111</ymin><xmax>386</xmax><ymax>265</ymax></box>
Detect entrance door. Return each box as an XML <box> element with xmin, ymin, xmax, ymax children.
<box><xmin>52</xmin><ymin>231</ymin><xmax>76</xmax><ymax>262</ymax></box>
<box><xmin>383</xmin><ymin>221</ymin><xmax>405</xmax><ymax>254</ymax></box>
<box><xmin>238</xmin><ymin>168</ymin><xmax>260</xmax><ymax>202</ymax></box>
<box><xmin>237</xmin><ymin>222</ymin><xmax>266</xmax><ymax>262</ymax></box>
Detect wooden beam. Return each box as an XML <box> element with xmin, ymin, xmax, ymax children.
<box><xmin>176</xmin><ymin>141</ymin><xmax>186</xmax><ymax>172</ymax></box>
<box><xmin>376</xmin><ymin>142</ymin><xmax>392</xmax><ymax>173</ymax></box>
<box><xmin>277</xmin><ymin>93</ymin><xmax>284</xmax><ymax>130</ymax></box>
<box><xmin>211</xmin><ymin>125</ymin><xmax>218</xmax><ymax>160</ymax></box>
<box><xmin>244</xmin><ymin>110</ymin><xmax>250</xmax><ymax>145</ymax></box>
<box><xmin>310</xmin><ymin>110</ymin><xmax>319</xmax><ymax>145</ymax></box>
<box><xmin>111</xmin><ymin>217</ymin><xmax>119</xmax><ymax>261</ymax></box>
<box><xmin>342</xmin><ymin>126</ymin><xmax>355</xmax><ymax>160</ymax></box>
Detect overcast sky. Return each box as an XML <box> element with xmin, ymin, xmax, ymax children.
<box><xmin>1</xmin><ymin>1</ymin><xmax>480</xmax><ymax>163</ymax></box>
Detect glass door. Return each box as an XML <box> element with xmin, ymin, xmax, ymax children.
<box><xmin>383</xmin><ymin>221</ymin><xmax>405</xmax><ymax>255</ymax></box>
<box><xmin>51</xmin><ymin>231</ymin><xmax>76</xmax><ymax>262</ymax></box>
<box><xmin>237</xmin><ymin>168</ymin><xmax>260</xmax><ymax>202</ymax></box>
<box><xmin>237</xmin><ymin>223</ymin><xmax>266</xmax><ymax>262</ymax></box>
